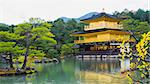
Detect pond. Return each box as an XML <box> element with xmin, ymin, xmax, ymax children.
<box><xmin>0</xmin><ymin>58</ymin><xmax>130</xmax><ymax>84</ymax></box>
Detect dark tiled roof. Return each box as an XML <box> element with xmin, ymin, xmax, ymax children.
<box><xmin>72</xmin><ymin>28</ymin><xmax>123</xmax><ymax>34</ymax></box>
<box><xmin>80</xmin><ymin>12</ymin><xmax>120</xmax><ymax>21</ymax></box>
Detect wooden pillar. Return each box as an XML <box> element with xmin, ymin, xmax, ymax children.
<box><xmin>81</xmin><ymin>43</ymin><xmax>85</xmax><ymax>59</ymax></box>
<box><xmin>95</xmin><ymin>42</ymin><xmax>98</xmax><ymax>59</ymax></box>
<box><xmin>101</xmin><ymin>55</ymin><xmax>102</xmax><ymax>60</ymax></box>
<box><xmin>82</xmin><ymin>54</ymin><xmax>83</xmax><ymax>60</ymax></box>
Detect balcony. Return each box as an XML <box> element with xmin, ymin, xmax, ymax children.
<box><xmin>74</xmin><ymin>38</ymin><xmax>97</xmax><ymax>44</ymax></box>
<box><xmin>74</xmin><ymin>38</ymin><xmax>107</xmax><ymax>44</ymax></box>
<box><xmin>84</xmin><ymin>24</ymin><xmax>123</xmax><ymax>31</ymax></box>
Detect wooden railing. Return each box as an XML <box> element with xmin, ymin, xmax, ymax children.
<box><xmin>74</xmin><ymin>37</ymin><xmax>135</xmax><ymax>44</ymax></box>
<box><xmin>74</xmin><ymin>38</ymin><xmax>101</xmax><ymax>44</ymax></box>
<box><xmin>84</xmin><ymin>25</ymin><xmax>123</xmax><ymax>31</ymax></box>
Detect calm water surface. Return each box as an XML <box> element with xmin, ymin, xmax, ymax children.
<box><xmin>0</xmin><ymin>58</ymin><xmax>130</xmax><ymax>84</ymax></box>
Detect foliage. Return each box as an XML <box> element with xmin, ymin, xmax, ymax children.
<box><xmin>114</xmin><ymin>9</ymin><xmax>150</xmax><ymax>24</ymax></box>
<box><xmin>118</xmin><ymin>41</ymin><xmax>132</xmax><ymax>60</ymax></box>
<box><xmin>0</xmin><ymin>23</ymin><xmax>16</xmax><ymax>33</ymax></box>
<box><xmin>61</xmin><ymin>43</ymin><xmax>75</xmax><ymax>56</ymax></box>
<box><xmin>115</xmin><ymin>9</ymin><xmax>150</xmax><ymax>40</ymax></box>
<box><xmin>121</xmin><ymin>19</ymin><xmax>150</xmax><ymax>34</ymax></box>
<box><xmin>120</xmin><ymin>32</ymin><xmax>150</xmax><ymax>83</ymax></box>
<box><xmin>0</xmin><ymin>42</ymin><xmax>15</xmax><ymax>53</ymax></box>
<box><xmin>29</xmin><ymin>50</ymin><xmax>46</xmax><ymax>57</ymax></box>
<box><xmin>46</xmin><ymin>48</ymin><xmax>59</xmax><ymax>58</ymax></box>
<box><xmin>0</xmin><ymin>31</ymin><xmax>25</xmax><ymax>41</ymax></box>
<box><xmin>48</xmin><ymin>18</ymin><xmax>84</xmax><ymax>57</ymax></box>
<box><xmin>0</xmin><ymin>31</ymin><xmax>25</xmax><ymax>68</ymax></box>
<box><xmin>0</xmin><ymin>23</ymin><xmax>10</xmax><ymax>31</ymax></box>
<box><xmin>121</xmin><ymin>19</ymin><xmax>150</xmax><ymax>40</ymax></box>
<box><xmin>14</xmin><ymin>18</ymin><xmax>57</xmax><ymax>69</ymax></box>
<box><xmin>50</xmin><ymin>19</ymin><xmax>84</xmax><ymax>44</ymax></box>
<box><xmin>0</xmin><ymin>42</ymin><xmax>25</xmax><ymax>54</ymax></box>
<box><xmin>0</xmin><ymin>18</ymin><xmax>57</xmax><ymax>69</ymax></box>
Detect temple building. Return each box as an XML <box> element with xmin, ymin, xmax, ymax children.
<box><xmin>71</xmin><ymin>12</ymin><xmax>135</xmax><ymax>57</ymax></box>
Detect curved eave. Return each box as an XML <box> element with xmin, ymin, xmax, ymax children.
<box><xmin>71</xmin><ymin>29</ymin><xmax>130</xmax><ymax>37</ymax></box>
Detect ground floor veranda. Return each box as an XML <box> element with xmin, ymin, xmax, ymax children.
<box><xmin>74</xmin><ymin>41</ymin><xmax>136</xmax><ymax>58</ymax></box>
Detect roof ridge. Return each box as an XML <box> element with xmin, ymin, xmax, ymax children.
<box><xmin>80</xmin><ymin>12</ymin><xmax>120</xmax><ymax>21</ymax></box>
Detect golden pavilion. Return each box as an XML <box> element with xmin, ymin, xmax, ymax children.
<box><xmin>71</xmin><ymin>12</ymin><xmax>135</xmax><ymax>56</ymax></box>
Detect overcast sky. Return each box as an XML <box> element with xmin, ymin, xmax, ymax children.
<box><xmin>0</xmin><ymin>0</ymin><xmax>149</xmax><ymax>24</ymax></box>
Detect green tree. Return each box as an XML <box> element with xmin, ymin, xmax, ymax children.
<box><xmin>0</xmin><ymin>23</ymin><xmax>10</xmax><ymax>31</ymax></box>
<box><xmin>114</xmin><ymin>9</ymin><xmax>150</xmax><ymax>24</ymax></box>
<box><xmin>120</xmin><ymin>32</ymin><xmax>150</xmax><ymax>83</ymax></box>
<box><xmin>0</xmin><ymin>32</ymin><xmax>24</xmax><ymax>68</ymax></box>
<box><xmin>14</xmin><ymin>18</ymin><xmax>56</xmax><ymax>69</ymax></box>
<box><xmin>121</xmin><ymin>19</ymin><xmax>150</xmax><ymax>39</ymax></box>
<box><xmin>61</xmin><ymin>44</ymin><xmax>74</xmax><ymax>56</ymax></box>
<box><xmin>50</xmin><ymin>19</ymin><xmax>84</xmax><ymax>56</ymax></box>
<box><xmin>145</xmin><ymin>10</ymin><xmax>150</xmax><ymax>24</ymax></box>
<box><xmin>61</xmin><ymin>43</ymin><xmax>79</xmax><ymax>57</ymax></box>
<box><xmin>134</xmin><ymin>9</ymin><xmax>146</xmax><ymax>22</ymax></box>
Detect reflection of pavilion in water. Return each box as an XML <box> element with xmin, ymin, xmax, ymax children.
<box><xmin>75</xmin><ymin>58</ymin><xmax>130</xmax><ymax>84</ymax></box>
<box><xmin>77</xmin><ymin>58</ymin><xmax>121</xmax><ymax>73</ymax></box>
